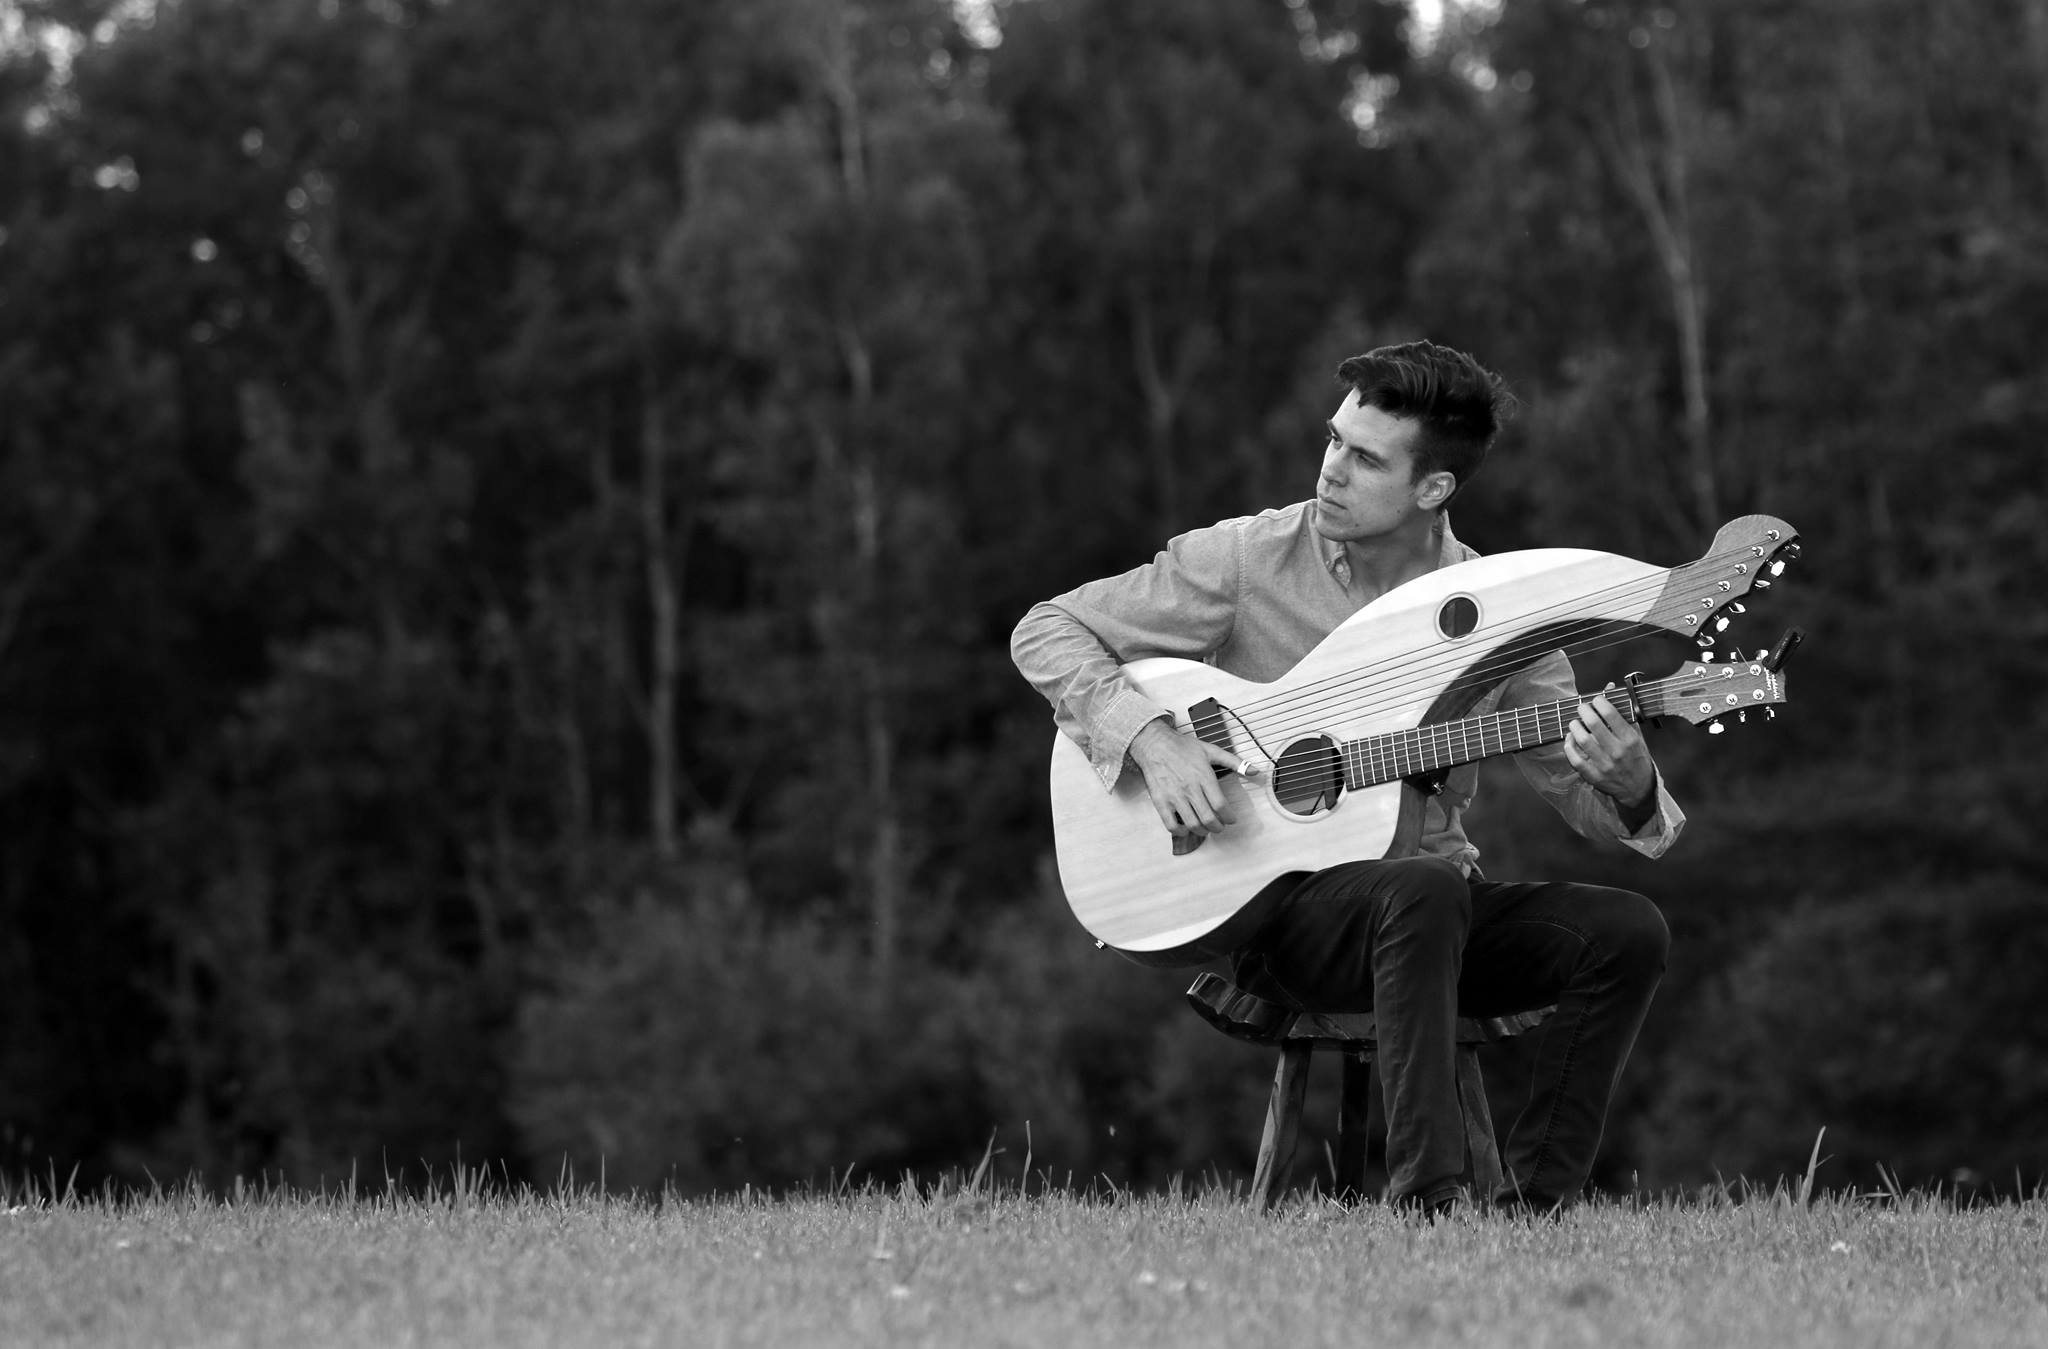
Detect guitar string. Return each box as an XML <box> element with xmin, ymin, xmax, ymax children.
<box><xmin>1245</xmin><ymin>646</ymin><xmax>1718</xmax><ymax>797</ymax></box>
<box><xmin>1247</xmin><ymin>534</ymin><xmax>1782</xmax><ymax>724</ymax></box>
<box><xmin>1213</xmin><ymin>536</ymin><xmax>1775</xmax><ymax>731</ymax></box>
<box><xmin>1238</xmin><ymin>607</ymin><xmax>1656</xmax><ymax>744</ymax></box>
<box><xmin>1188</xmin><ymin>537</ymin><xmax>1785</xmax><ymax>745</ymax></box>
<box><xmin>1240</xmin><ymin>611</ymin><xmax>1680</xmax><ymax>752</ymax></box>
<box><xmin>1250</xmin><ymin>657</ymin><xmax>1771</xmax><ymax>800</ymax></box>
<box><xmin>1246</xmin><ymin>614</ymin><xmax>1755</xmax><ymax>791</ymax></box>
<box><xmin>1235</xmin><ymin>662</ymin><xmax>1711</xmax><ymax>799</ymax></box>
<box><xmin>1167</xmin><ymin>594</ymin><xmax>1777</xmax><ymax>797</ymax></box>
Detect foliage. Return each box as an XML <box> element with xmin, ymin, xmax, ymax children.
<box><xmin>507</xmin><ymin>856</ymin><xmax>1279</xmax><ymax>1197</ymax></box>
<box><xmin>2</xmin><ymin>0</ymin><xmax>2045</xmax><ymax>1193</ymax></box>
<box><xmin>1641</xmin><ymin>879</ymin><xmax>2048</xmax><ymax>1195</ymax></box>
<box><xmin>508</xmin><ymin>847</ymin><xmax>992</xmax><ymax>1195</ymax></box>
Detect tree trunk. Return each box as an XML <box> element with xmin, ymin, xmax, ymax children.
<box><xmin>812</xmin><ymin>0</ymin><xmax>902</xmax><ymax>990</ymax></box>
<box><xmin>638</xmin><ymin>386</ymin><xmax>680</xmax><ymax>863</ymax></box>
<box><xmin>2025</xmin><ymin>0</ymin><xmax>2048</xmax><ymax>191</ymax></box>
<box><xmin>1599</xmin><ymin>41</ymin><xmax>1720</xmax><ymax>537</ymax></box>
<box><xmin>1130</xmin><ymin>291</ymin><xmax>1185</xmax><ymax>536</ymax></box>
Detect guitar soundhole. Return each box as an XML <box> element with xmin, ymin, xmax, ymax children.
<box><xmin>1272</xmin><ymin>735</ymin><xmax>1345</xmax><ymax>818</ymax></box>
<box><xmin>1438</xmin><ymin>594</ymin><xmax>1479</xmax><ymax>639</ymax></box>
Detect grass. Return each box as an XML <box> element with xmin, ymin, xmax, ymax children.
<box><xmin>4</xmin><ymin>1162</ymin><xmax>2047</xmax><ymax>1349</ymax></box>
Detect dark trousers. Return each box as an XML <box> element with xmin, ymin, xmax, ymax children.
<box><xmin>1233</xmin><ymin>856</ymin><xmax>1669</xmax><ymax>1206</ymax></box>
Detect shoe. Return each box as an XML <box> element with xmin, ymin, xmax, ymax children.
<box><xmin>1395</xmin><ymin>1184</ymin><xmax>1468</xmax><ymax>1221</ymax></box>
<box><xmin>1491</xmin><ymin>1189</ymin><xmax>1568</xmax><ymax>1220</ymax></box>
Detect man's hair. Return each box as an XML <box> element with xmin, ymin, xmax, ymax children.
<box><xmin>1335</xmin><ymin>341</ymin><xmax>1516</xmax><ymax>498</ymax></box>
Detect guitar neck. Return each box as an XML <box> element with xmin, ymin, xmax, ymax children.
<box><xmin>1341</xmin><ymin>686</ymin><xmax>1648</xmax><ymax>789</ymax></box>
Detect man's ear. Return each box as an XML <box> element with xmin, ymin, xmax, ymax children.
<box><xmin>1417</xmin><ymin>471</ymin><xmax>1457</xmax><ymax>509</ymax></box>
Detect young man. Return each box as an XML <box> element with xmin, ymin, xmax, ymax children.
<box><xmin>1010</xmin><ymin>340</ymin><xmax>1682</xmax><ymax>1214</ymax></box>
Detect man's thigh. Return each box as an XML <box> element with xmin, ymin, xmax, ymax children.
<box><xmin>1457</xmin><ymin>879</ymin><xmax>1663</xmax><ymax>1018</ymax></box>
<box><xmin>1237</xmin><ymin>856</ymin><xmax>1471</xmax><ymax>1011</ymax></box>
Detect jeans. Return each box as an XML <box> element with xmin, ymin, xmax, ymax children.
<box><xmin>1233</xmin><ymin>856</ymin><xmax>1670</xmax><ymax>1207</ymax></box>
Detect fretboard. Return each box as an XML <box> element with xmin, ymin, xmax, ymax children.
<box><xmin>1341</xmin><ymin>687</ymin><xmax>1645</xmax><ymax>789</ymax></box>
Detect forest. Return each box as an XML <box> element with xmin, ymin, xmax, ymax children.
<box><xmin>3</xmin><ymin>0</ymin><xmax>2045</xmax><ymax>1200</ymax></box>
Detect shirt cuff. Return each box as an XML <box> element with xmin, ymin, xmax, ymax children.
<box><xmin>1089</xmin><ymin>686</ymin><xmax>1172</xmax><ymax>790</ymax></box>
<box><xmin>1616</xmin><ymin>773</ymin><xmax>1686</xmax><ymax>859</ymax></box>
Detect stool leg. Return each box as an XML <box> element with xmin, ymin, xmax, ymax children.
<box><xmin>1334</xmin><ymin>1048</ymin><xmax>1373</xmax><ymax>1203</ymax></box>
<box><xmin>1455</xmin><ymin>1045</ymin><xmax>1503</xmax><ymax>1202</ymax></box>
<box><xmin>1251</xmin><ymin>1042</ymin><xmax>1311</xmax><ymax>1210</ymax></box>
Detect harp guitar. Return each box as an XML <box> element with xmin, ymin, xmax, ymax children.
<box><xmin>1047</xmin><ymin>515</ymin><xmax>1801</xmax><ymax>966</ymax></box>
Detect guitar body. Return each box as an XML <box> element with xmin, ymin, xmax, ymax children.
<box><xmin>1048</xmin><ymin>516</ymin><xmax>1799</xmax><ymax>966</ymax></box>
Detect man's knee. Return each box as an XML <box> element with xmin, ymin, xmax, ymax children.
<box><xmin>1603</xmin><ymin>889</ymin><xmax>1671</xmax><ymax>979</ymax></box>
<box><xmin>1377</xmin><ymin>857</ymin><xmax>1472</xmax><ymax>940</ymax></box>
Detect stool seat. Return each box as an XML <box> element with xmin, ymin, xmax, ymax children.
<box><xmin>1186</xmin><ymin>972</ymin><xmax>1554</xmax><ymax>1209</ymax></box>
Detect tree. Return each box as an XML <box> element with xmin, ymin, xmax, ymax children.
<box><xmin>667</xmin><ymin>0</ymin><xmax>1015</xmax><ymax>988</ymax></box>
<box><xmin>987</xmin><ymin>0</ymin><xmax>1427</xmax><ymax>544</ymax></box>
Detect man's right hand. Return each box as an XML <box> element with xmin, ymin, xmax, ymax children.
<box><xmin>1129</xmin><ymin>717</ymin><xmax>1246</xmax><ymax>839</ymax></box>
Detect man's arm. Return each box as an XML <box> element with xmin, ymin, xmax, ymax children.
<box><xmin>1506</xmin><ymin>652</ymin><xmax>1685</xmax><ymax>857</ymax></box>
<box><xmin>1010</xmin><ymin>522</ymin><xmax>1250</xmax><ymax>837</ymax></box>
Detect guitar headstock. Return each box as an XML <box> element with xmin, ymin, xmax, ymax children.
<box><xmin>1647</xmin><ymin>514</ymin><xmax>1802</xmax><ymax>649</ymax></box>
<box><xmin>1643</xmin><ymin>628</ymin><xmax>1800</xmax><ymax>734</ymax></box>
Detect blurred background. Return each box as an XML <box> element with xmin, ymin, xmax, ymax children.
<box><xmin>2</xmin><ymin>0</ymin><xmax>2044</xmax><ymax>1201</ymax></box>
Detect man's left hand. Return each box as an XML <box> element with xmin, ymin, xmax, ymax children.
<box><xmin>1563</xmin><ymin>688</ymin><xmax>1656</xmax><ymax>819</ymax></box>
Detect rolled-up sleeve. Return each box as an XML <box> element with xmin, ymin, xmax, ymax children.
<box><xmin>1010</xmin><ymin>522</ymin><xmax>1241</xmax><ymax>789</ymax></box>
<box><xmin>1504</xmin><ymin>651</ymin><xmax>1687</xmax><ymax>859</ymax></box>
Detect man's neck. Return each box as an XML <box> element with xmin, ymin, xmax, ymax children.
<box><xmin>1341</xmin><ymin>513</ymin><xmax>1446</xmax><ymax>599</ymax></box>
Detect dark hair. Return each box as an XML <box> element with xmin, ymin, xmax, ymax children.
<box><xmin>1335</xmin><ymin>341</ymin><xmax>1516</xmax><ymax>499</ymax></box>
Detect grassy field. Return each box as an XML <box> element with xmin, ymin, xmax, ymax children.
<box><xmin>4</xmin><ymin>1167</ymin><xmax>2045</xmax><ymax>1349</ymax></box>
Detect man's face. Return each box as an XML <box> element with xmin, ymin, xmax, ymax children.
<box><xmin>1311</xmin><ymin>392</ymin><xmax>1450</xmax><ymax>544</ymax></box>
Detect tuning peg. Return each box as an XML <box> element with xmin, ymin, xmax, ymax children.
<box><xmin>1753</xmin><ymin>578</ymin><xmax>1772</xmax><ymax>590</ymax></box>
<box><xmin>1713</xmin><ymin>616</ymin><xmax>1732</xmax><ymax>632</ymax></box>
<box><xmin>1729</xmin><ymin>602</ymin><xmax>1746</xmax><ymax>615</ymax></box>
<box><xmin>1696</xmin><ymin>634</ymin><xmax>1715</xmax><ymax>649</ymax></box>
<box><xmin>1768</xmin><ymin>559</ymin><xmax>1787</xmax><ymax>577</ymax></box>
<box><xmin>1708</xmin><ymin>722</ymin><xmax>1726</xmax><ymax>735</ymax></box>
<box><xmin>1764</xmin><ymin>627</ymin><xmax>1805</xmax><ymax>671</ymax></box>
<box><xmin>1783</xmin><ymin>543</ymin><xmax>1802</xmax><ymax>560</ymax></box>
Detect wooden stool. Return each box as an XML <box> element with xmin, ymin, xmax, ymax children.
<box><xmin>1186</xmin><ymin>972</ymin><xmax>1554</xmax><ymax>1209</ymax></box>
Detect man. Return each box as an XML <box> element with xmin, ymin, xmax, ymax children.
<box><xmin>1010</xmin><ymin>340</ymin><xmax>1681</xmax><ymax>1215</ymax></box>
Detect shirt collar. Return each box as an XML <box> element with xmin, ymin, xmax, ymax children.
<box><xmin>1321</xmin><ymin>512</ymin><xmax>1467</xmax><ymax>590</ymax></box>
